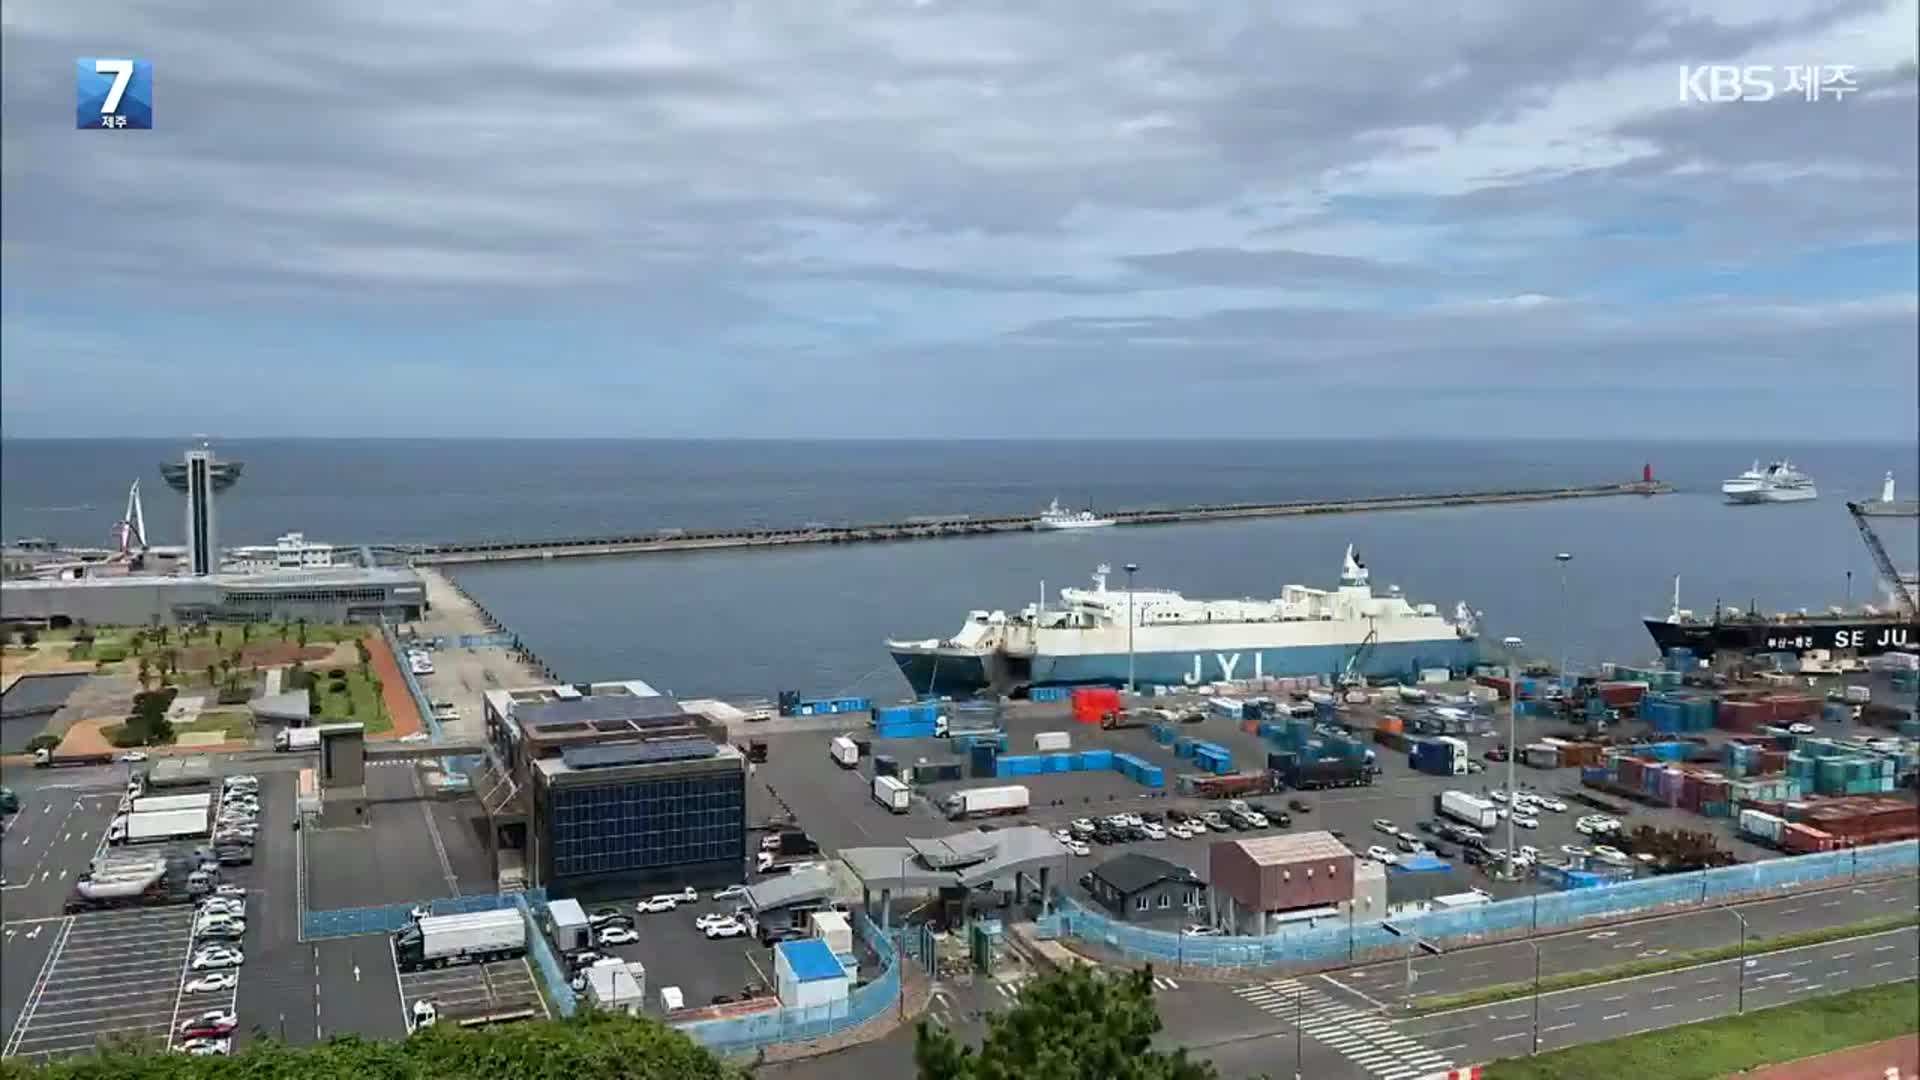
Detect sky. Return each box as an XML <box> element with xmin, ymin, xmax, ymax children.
<box><xmin>2</xmin><ymin>0</ymin><xmax>1917</xmax><ymax>440</ymax></box>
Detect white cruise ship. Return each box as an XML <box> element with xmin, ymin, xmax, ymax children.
<box><xmin>888</xmin><ymin>547</ymin><xmax>1480</xmax><ymax>695</ymax></box>
<box><xmin>1722</xmin><ymin>460</ymin><xmax>1817</xmax><ymax>504</ymax></box>
<box><xmin>1036</xmin><ymin>499</ymin><xmax>1115</xmax><ymax>530</ymax></box>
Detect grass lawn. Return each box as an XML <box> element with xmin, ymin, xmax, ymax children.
<box><xmin>313</xmin><ymin>670</ymin><xmax>393</xmax><ymax>734</ymax></box>
<box><xmin>1484</xmin><ymin>980</ymin><xmax>1920</xmax><ymax>1080</ymax></box>
<box><xmin>174</xmin><ymin>709</ymin><xmax>256</xmax><ymax>742</ymax></box>
<box><xmin>1414</xmin><ymin>914</ymin><xmax>1920</xmax><ymax>1014</ymax></box>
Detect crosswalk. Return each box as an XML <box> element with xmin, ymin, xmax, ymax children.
<box><xmin>1233</xmin><ymin>977</ymin><xmax>1456</xmax><ymax>1080</ymax></box>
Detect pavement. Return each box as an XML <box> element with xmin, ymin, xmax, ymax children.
<box><xmin>581</xmin><ymin>896</ymin><xmax>771</xmax><ymax>1013</ymax></box>
<box><xmin>302</xmin><ymin>762</ymin><xmax>496</xmax><ymax>909</ymax></box>
<box><xmin>405</xmin><ymin>567</ymin><xmax>548</xmax><ymax>745</ymax></box>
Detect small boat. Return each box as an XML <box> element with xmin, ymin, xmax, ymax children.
<box><xmin>1036</xmin><ymin>499</ymin><xmax>1114</xmax><ymax>530</ymax></box>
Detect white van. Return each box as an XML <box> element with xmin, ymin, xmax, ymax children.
<box><xmin>658</xmin><ymin>986</ymin><xmax>684</xmax><ymax>1012</ymax></box>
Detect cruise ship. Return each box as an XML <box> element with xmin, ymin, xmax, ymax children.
<box><xmin>887</xmin><ymin>547</ymin><xmax>1481</xmax><ymax>696</ymax></box>
<box><xmin>1036</xmin><ymin>499</ymin><xmax>1115</xmax><ymax>530</ymax></box>
<box><xmin>1722</xmin><ymin>460</ymin><xmax>1817</xmax><ymax>504</ymax></box>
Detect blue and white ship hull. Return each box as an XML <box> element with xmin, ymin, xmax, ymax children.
<box><xmin>886</xmin><ymin>548</ymin><xmax>1481</xmax><ymax>697</ymax></box>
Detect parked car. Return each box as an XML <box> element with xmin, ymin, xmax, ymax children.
<box><xmin>704</xmin><ymin>917</ymin><xmax>749</xmax><ymax>940</ymax></box>
<box><xmin>694</xmin><ymin>912</ymin><xmax>736</xmax><ymax>931</ymax></box>
<box><xmin>1395</xmin><ymin>835</ymin><xmax>1423</xmax><ymax>853</ymax></box>
<box><xmin>411</xmin><ymin>999</ymin><xmax>439</xmax><ymax>1031</ymax></box>
<box><xmin>1140</xmin><ymin>822</ymin><xmax>1167</xmax><ymax>841</ymax></box>
<box><xmin>213</xmin><ymin>884</ymin><xmax>247</xmax><ymax>898</ymax></box>
<box><xmin>589</xmin><ymin>907</ymin><xmax>629</xmax><ymax>927</ymax></box>
<box><xmin>1287</xmin><ymin>799</ymin><xmax>1311</xmax><ymax>813</ymax></box>
<box><xmin>1065</xmin><ymin>839</ymin><xmax>1091</xmax><ymax>856</ymax></box>
<box><xmin>637</xmin><ymin>895</ymin><xmax>684</xmax><ymax>913</ymax></box>
<box><xmin>1364</xmin><ymin>846</ymin><xmax>1398</xmax><ymax>865</ymax></box>
<box><xmin>1052</xmin><ymin>828</ymin><xmax>1073</xmax><ymax>844</ymax></box>
<box><xmin>119</xmin><ymin>751</ymin><xmax>149</xmax><ymax>763</ymax></box>
<box><xmin>1513</xmin><ymin>815</ymin><xmax>1540</xmax><ymax>829</ymax></box>
<box><xmin>598</xmin><ymin>926</ymin><xmax>640</xmax><ymax>946</ymax></box>
<box><xmin>184</xmin><ymin>972</ymin><xmax>238</xmax><ymax>994</ymax></box>
<box><xmin>1166</xmin><ymin>823</ymin><xmax>1192</xmax><ymax>840</ymax></box>
<box><xmin>1788</xmin><ymin>722</ymin><xmax>1815</xmax><ymax>735</ymax></box>
<box><xmin>178</xmin><ymin>1011</ymin><xmax>238</xmax><ymax>1038</ymax></box>
<box><xmin>711</xmin><ymin>884</ymin><xmax>749</xmax><ymax>902</ymax></box>
<box><xmin>189</xmin><ymin>947</ymin><xmax>244</xmax><ymax>971</ymax></box>
<box><xmin>177</xmin><ymin>1038</ymin><xmax>231</xmax><ymax>1056</ymax></box>
<box><xmin>1182</xmin><ymin>925</ymin><xmax>1223</xmax><ymax>937</ymax></box>
<box><xmin>1537</xmin><ymin>797</ymin><xmax>1567</xmax><ymax>813</ymax></box>
<box><xmin>1201</xmin><ymin>812</ymin><xmax>1230</xmax><ymax>831</ymax></box>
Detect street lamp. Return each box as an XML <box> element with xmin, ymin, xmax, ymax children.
<box><xmin>1124</xmin><ymin>563</ymin><xmax>1139</xmax><ymax>696</ymax></box>
<box><xmin>1503</xmin><ymin>635</ymin><xmax>1524</xmax><ymax>879</ymax></box>
<box><xmin>1733</xmin><ymin>910</ymin><xmax>1749</xmax><ymax>1014</ymax></box>
<box><xmin>1554</xmin><ymin>553</ymin><xmax>1572</xmax><ymax>687</ymax></box>
<box><xmin>1382</xmin><ymin>922</ymin><xmax>1442</xmax><ymax>1012</ymax></box>
<box><xmin>1529</xmin><ymin>942</ymin><xmax>1543</xmax><ymax>1054</ymax></box>
<box><xmin>1294</xmin><ymin>985</ymin><xmax>1305</xmax><ymax>1080</ymax></box>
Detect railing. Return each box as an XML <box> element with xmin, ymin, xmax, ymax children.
<box><xmin>382</xmin><ymin>621</ymin><xmax>479</xmax><ymax>791</ymax></box>
<box><xmin>302</xmin><ymin>889</ymin><xmax>546</xmax><ymax>941</ymax></box>
<box><xmin>1036</xmin><ymin>839</ymin><xmax>1920</xmax><ymax>971</ymax></box>
<box><xmin>673</xmin><ymin>909</ymin><xmax>901</xmax><ymax>1055</ymax></box>
<box><xmin>516</xmin><ymin>894</ymin><xmax>578</xmax><ymax>1017</ymax></box>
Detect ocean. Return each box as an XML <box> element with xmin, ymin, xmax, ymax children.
<box><xmin>3</xmin><ymin>438</ymin><xmax>1912</xmax><ymax>698</ymax></box>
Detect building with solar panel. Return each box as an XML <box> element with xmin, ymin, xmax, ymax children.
<box><xmin>476</xmin><ymin>679</ymin><xmax>748</xmax><ymax>894</ymax></box>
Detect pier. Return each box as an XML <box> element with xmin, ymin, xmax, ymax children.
<box><xmin>403</xmin><ymin>480</ymin><xmax>1668</xmax><ymax>566</ymax></box>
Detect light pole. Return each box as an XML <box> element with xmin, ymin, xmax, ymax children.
<box><xmin>1294</xmin><ymin>986</ymin><xmax>1305</xmax><ymax>1080</ymax></box>
<box><xmin>1554</xmin><ymin>553</ymin><xmax>1572</xmax><ymax>688</ymax></box>
<box><xmin>1734</xmin><ymin>910</ymin><xmax>1748</xmax><ymax>1014</ymax></box>
<box><xmin>1382</xmin><ymin>922</ymin><xmax>1441</xmax><ymax>1012</ymax></box>
<box><xmin>1124</xmin><ymin>563</ymin><xmax>1139</xmax><ymax>696</ymax></box>
<box><xmin>1503</xmin><ymin>635</ymin><xmax>1524</xmax><ymax>879</ymax></box>
<box><xmin>1529</xmin><ymin>942</ymin><xmax>1542</xmax><ymax>1054</ymax></box>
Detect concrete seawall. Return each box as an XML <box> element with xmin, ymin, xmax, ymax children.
<box><xmin>409</xmin><ymin>481</ymin><xmax>1669</xmax><ymax>566</ymax></box>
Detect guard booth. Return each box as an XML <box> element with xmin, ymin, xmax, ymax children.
<box><xmin>313</xmin><ymin>723</ymin><xmax>367</xmax><ymax>827</ymax></box>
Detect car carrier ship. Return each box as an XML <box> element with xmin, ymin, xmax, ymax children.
<box><xmin>887</xmin><ymin>546</ymin><xmax>1480</xmax><ymax>696</ymax></box>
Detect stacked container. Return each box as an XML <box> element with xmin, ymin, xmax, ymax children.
<box><xmin>1029</xmin><ymin>686</ymin><xmax>1071</xmax><ymax>704</ymax></box>
<box><xmin>872</xmin><ymin>702</ymin><xmax>943</xmax><ymax>739</ymax></box>
<box><xmin>1191</xmin><ymin>742</ymin><xmax>1233</xmax><ymax>775</ymax></box>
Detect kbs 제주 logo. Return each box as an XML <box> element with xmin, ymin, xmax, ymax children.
<box><xmin>76</xmin><ymin>58</ymin><xmax>152</xmax><ymax>130</ymax></box>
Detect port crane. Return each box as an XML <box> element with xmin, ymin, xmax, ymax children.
<box><xmin>1845</xmin><ymin>500</ymin><xmax>1918</xmax><ymax>617</ymax></box>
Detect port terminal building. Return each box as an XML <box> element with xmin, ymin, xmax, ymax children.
<box><xmin>0</xmin><ymin>565</ymin><xmax>426</xmax><ymax>627</ymax></box>
<box><xmin>473</xmin><ymin>679</ymin><xmax>748</xmax><ymax>896</ymax></box>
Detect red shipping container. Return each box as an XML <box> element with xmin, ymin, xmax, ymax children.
<box><xmin>1071</xmin><ymin>687</ymin><xmax>1121</xmax><ymax>725</ymax></box>
<box><xmin>1781</xmin><ymin>823</ymin><xmax>1835</xmax><ymax>853</ymax></box>
<box><xmin>1597</xmin><ymin>682</ymin><xmax>1648</xmax><ymax>707</ymax></box>
<box><xmin>1478</xmin><ymin>676</ymin><xmax>1513</xmax><ymax>700</ymax></box>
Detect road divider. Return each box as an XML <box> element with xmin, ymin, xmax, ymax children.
<box><xmin>1410</xmin><ymin>915</ymin><xmax>1918</xmax><ymax>1015</ymax></box>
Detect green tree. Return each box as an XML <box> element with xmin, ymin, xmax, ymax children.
<box><xmin>355</xmin><ymin>638</ymin><xmax>371</xmax><ymax>675</ymax></box>
<box><xmin>296</xmin><ymin>618</ymin><xmax>309</xmax><ymax>648</ymax></box>
<box><xmin>136</xmin><ymin>656</ymin><xmax>152</xmax><ymax>690</ymax></box>
<box><xmin>241</xmin><ymin>621</ymin><xmax>253</xmax><ymax>645</ymax></box>
<box><xmin>205</xmin><ymin>663</ymin><xmax>218</xmax><ymax>688</ymax></box>
<box><xmin>915</xmin><ymin>965</ymin><xmax>1216</xmax><ymax>1080</ymax></box>
<box><xmin>153</xmin><ymin>625</ymin><xmax>169</xmax><ymax>647</ymax></box>
<box><xmin>19</xmin><ymin>626</ymin><xmax>38</xmax><ymax>647</ymax></box>
<box><xmin>163</xmin><ymin>648</ymin><xmax>179</xmax><ymax>677</ymax></box>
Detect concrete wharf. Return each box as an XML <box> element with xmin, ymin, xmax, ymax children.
<box><xmin>400</xmin><ymin>480</ymin><xmax>1669</xmax><ymax>566</ymax></box>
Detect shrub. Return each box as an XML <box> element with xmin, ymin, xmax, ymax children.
<box><xmin>94</xmin><ymin>645</ymin><xmax>129</xmax><ymax>663</ymax></box>
<box><xmin>26</xmin><ymin>733</ymin><xmax>62</xmax><ymax>753</ymax></box>
<box><xmin>67</xmin><ymin>643</ymin><xmax>92</xmax><ymax>660</ymax></box>
<box><xmin>330</xmin><ymin>679</ymin><xmax>348</xmax><ymax>694</ymax></box>
<box><xmin>327</xmin><ymin>667</ymin><xmax>346</xmax><ymax>679</ymax></box>
<box><xmin>105</xmin><ymin>723</ymin><xmax>143</xmax><ymax>748</ymax></box>
<box><xmin>216</xmin><ymin>685</ymin><xmax>252</xmax><ymax>706</ymax></box>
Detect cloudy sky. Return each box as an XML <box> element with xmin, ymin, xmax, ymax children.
<box><xmin>3</xmin><ymin>0</ymin><xmax>1916</xmax><ymax>439</ymax></box>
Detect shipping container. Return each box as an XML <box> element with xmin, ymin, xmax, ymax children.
<box><xmin>1034</xmin><ymin>731</ymin><xmax>1072</xmax><ymax>753</ymax></box>
<box><xmin>829</xmin><ymin>736</ymin><xmax>860</xmax><ymax>769</ymax></box>
<box><xmin>872</xmin><ymin>776</ymin><xmax>911</xmax><ymax>813</ymax></box>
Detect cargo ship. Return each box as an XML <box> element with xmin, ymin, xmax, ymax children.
<box><xmin>886</xmin><ymin>547</ymin><xmax>1480</xmax><ymax>696</ymax></box>
<box><xmin>1645</xmin><ymin>579</ymin><xmax>1918</xmax><ymax>660</ymax></box>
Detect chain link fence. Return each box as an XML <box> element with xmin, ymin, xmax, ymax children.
<box><xmin>673</xmin><ymin>909</ymin><xmax>902</xmax><ymax>1055</ymax></box>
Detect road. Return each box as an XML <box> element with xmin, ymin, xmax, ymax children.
<box><xmin>1333</xmin><ymin>874</ymin><xmax>1919</xmax><ymax>1008</ymax></box>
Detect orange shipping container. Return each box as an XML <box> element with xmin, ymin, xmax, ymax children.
<box><xmin>1377</xmin><ymin>716</ymin><xmax>1404</xmax><ymax>735</ymax></box>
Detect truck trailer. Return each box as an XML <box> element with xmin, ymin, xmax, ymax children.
<box><xmin>942</xmin><ymin>784</ymin><xmax>1029</xmax><ymax>820</ymax></box>
<box><xmin>829</xmin><ymin>736</ymin><xmax>860</xmax><ymax>769</ymax></box>
<box><xmin>129</xmin><ymin>793</ymin><xmax>213</xmax><ymax>815</ymax></box>
<box><xmin>392</xmin><ymin>909</ymin><xmax>527</xmax><ymax>972</ymax></box>
<box><xmin>1279</xmin><ymin>759</ymin><xmax>1374</xmax><ymax>791</ymax></box>
<box><xmin>108</xmin><ymin>807</ymin><xmax>210</xmax><ymax>845</ymax></box>
<box><xmin>1436</xmin><ymin>791</ymin><xmax>1499</xmax><ymax>830</ymax></box>
<box><xmin>275</xmin><ymin>727</ymin><xmax>321</xmax><ymax>753</ymax></box>
<box><xmin>872</xmin><ymin>775</ymin><xmax>910</xmax><ymax>813</ymax></box>
<box><xmin>66</xmin><ymin>856</ymin><xmax>212</xmax><ymax>912</ymax></box>
<box><xmin>33</xmin><ymin>748</ymin><xmax>118</xmax><ymax>768</ymax></box>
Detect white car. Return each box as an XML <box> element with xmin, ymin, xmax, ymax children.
<box><xmin>1538</xmin><ymin>798</ymin><xmax>1567</xmax><ymax>813</ymax></box>
<box><xmin>1065</xmin><ymin>840</ymin><xmax>1091</xmax><ymax>857</ymax></box>
<box><xmin>703</xmin><ymin>917</ymin><xmax>749</xmax><ymax>940</ymax></box>
<box><xmin>598</xmin><ymin>926</ymin><xmax>640</xmax><ymax>946</ymax></box>
<box><xmin>1141</xmin><ymin>823</ymin><xmax>1167</xmax><ymax>841</ymax></box>
<box><xmin>1182</xmin><ymin>924</ymin><xmax>1223</xmax><ymax>937</ymax></box>
<box><xmin>411</xmin><ymin>1000</ymin><xmax>439</xmax><ymax>1031</ymax></box>
<box><xmin>694</xmin><ymin>912</ymin><xmax>737</xmax><ymax>930</ymax></box>
<box><xmin>636</xmin><ymin>896</ymin><xmax>681</xmax><ymax>914</ymax></box>
<box><xmin>1488</xmin><ymin>790</ymin><xmax>1509</xmax><ymax>803</ymax></box>
<box><xmin>195</xmin><ymin>915</ymin><xmax>246</xmax><ymax>934</ymax></box>
<box><xmin>1167</xmin><ymin>823</ymin><xmax>1192</xmax><ymax>840</ymax></box>
<box><xmin>711</xmin><ymin>885</ymin><xmax>749</xmax><ymax>902</ymax></box>
<box><xmin>1789</xmin><ymin>722</ymin><xmax>1815</xmax><ymax>735</ymax></box>
<box><xmin>1593</xmin><ymin>845</ymin><xmax>1630</xmax><ymax>864</ymax></box>
<box><xmin>1513</xmin><ymin>815</ymin><xmax>1540</xmax><ymax>829</ymax></box>
<box><xmin>1053</xmin><ymin>828</ymin><xmax>1073</xmax><ymax>844</ymax></box>
<box><xmin>1242</xmin><ymin>813</ymin><xmax>1269</xmax><ymax>829</ymax></box>
<box><xmin>184</xmin><ymin>972</ymin><xmax>238</xmax><ymax>994</ymax></box>
<box><xmin>1372</xmin><ymin>818</ymin><xmax>1397</xmax><ymax>834</ymax></box>
<box><xmin>214</xmin><ymin>884</ymin><xmax>247</xmax><ymax>898</ymax></box>
<box><xmin>1561</xmin><ymin>844</ymin><xmax>1590</xmax><ymax>857</ymax></box>
<box><xmin>120</xmin><ymin>751</ymin><xmax>149</xmax><ymax>763</ymax></box>
<box><xmin>1365</xmin><ymin>845</ymin><xmax>1398</xmax><ymax>865</ymax></box>
<box><xmin>198</xmin><ymin>900</ymin><xmax>245</xmax><ymax>918</ymax></box>
<box><xmin>190</xmin><ymin>947</ymin><xmax>244</xmax><ymax>971</ymax></box>
<box><xmin>177</xmin><ymin>1038</ymin><xmax>230</xmax><ymax>1056</ymax></box>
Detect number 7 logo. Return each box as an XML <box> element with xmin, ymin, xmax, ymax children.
<box><xmin>75</xmin><ymin>57</ymin><xmax>152</xmax><ymax>129</ymax></box>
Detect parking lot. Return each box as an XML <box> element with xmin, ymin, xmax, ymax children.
<box><xmin>392</xmin><ymin>951</ymin><xmax>546</xmax><ymax>1028</ymax></box>
<box><xmin>303</xmin><ymin>762</ymin><xmax>497</xmax><ymax>910</ymax></box>
<box><xmin>1</xmin><ymin>907</ymin><xmax>206</xmax><ymax>1060</ymax></box>
<box><xmin>567</xmin><ymin>892</ymin><xmax>772</xmax><ymax>1013</ymax></box>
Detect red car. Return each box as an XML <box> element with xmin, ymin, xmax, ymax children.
<box><xmin>178</xmin><ymin>1011</ymin><xmax>238</xmax><ymax>1039</ymax></box>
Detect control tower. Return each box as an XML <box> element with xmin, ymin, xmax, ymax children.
<box><xmin>159</xmin><ymin>440</ymin><xmax>243</xmax><ymax>576</ymax></box>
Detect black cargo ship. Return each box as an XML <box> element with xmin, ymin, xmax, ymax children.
<box><xmin>1645</xmin><ymin>613</ymin><xmax>1918</xmax><ymax>659</ymax></box>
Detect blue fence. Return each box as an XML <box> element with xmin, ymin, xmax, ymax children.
<box><xmin>382</xmin><ymin>622</ymin><xmax>479</xmax><ymax>792</ymax></box>
<box><xmin>673</xmin><ymin>910</ymin><xmax>901</xmax><ymax>1055</ymax></box>
<box><xmin>517</xmin><ymin>894</ymin><xmax>578</xmax><ymax>1017</ymax></box>
<box><xmin>302</xmin><ymin>889</ymin><xmax>546</xmax><ymax>941</ymax></box>
<box><xmin>1037</xmin><ymin>840</ymin><xmax>1919</xmax><ymax>972</ymax></box>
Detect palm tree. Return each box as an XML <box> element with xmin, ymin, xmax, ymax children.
<box><xmin>205</xmin><ymin>664</ymin><xmax>218</xmax><ymax>688</ymax></box>
<box><xmin>296</xmin><ymin>618</ymin><xmax>308</xmax><ymax>649</ymax></box>
<box><xmin>240</xmin><ymin>621</ymin><xmax>253</xmax><ymax>645</ymax></box>
<box><xmin>137</xmin><ymin>657</ymin><xmax>152</xmax><ymax>689</ymax></box>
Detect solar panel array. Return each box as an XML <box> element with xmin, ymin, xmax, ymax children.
<box><xmin>559</xmin><ymin>739</ymin><xmax>719</xmax><ymax>771</ymax></box>
<box><xmin>519</xmin><ymin>693</ymin><xmax>686</xmax><ymax>730</ymax></box>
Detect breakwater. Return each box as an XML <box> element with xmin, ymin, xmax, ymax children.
<box><xmin>405</xmin><ymin>480</ymin><xmax>1669</xmax><ymax>566</ymax></box>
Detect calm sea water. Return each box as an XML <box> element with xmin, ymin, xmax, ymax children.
<box><xmin>3</xmin><ymin>438</ymin><xmax>1912</xmax><ymax>698</ymax></box>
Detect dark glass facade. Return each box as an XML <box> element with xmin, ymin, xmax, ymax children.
<box><xmin>548</xmin><ymin>769</ymin><xmax>745</xmax><ymax>880</ymax></box>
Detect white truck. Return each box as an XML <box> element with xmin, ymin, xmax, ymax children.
<box><xmin>1437</xmin><ymin>791</ymin><xmax>1499</xmax><ymax>831</ymax></box>
<box><xmin>392</xmin><ymin>909</ymin><xmax>527</xmax><ymax>972</ymax></box>
<box><xmin>872</xmin><ymin>775</ymin><xmax>910</xmax><ymax>813</ymax></box>
<box><xmin>109</xmin><ymin>807</ymin><xmax>210</xmax><ymax>845</ymax></box>
<box><xmin>275</xmin><ymin>727</ymin><xmax>321</xmax><ymax>753</ymax></box>
<box><xmin>830</xmin><ymin>736</ymin><xmax>860</xmax><ymax>769</ymax></box>
<box><xmin>942</xmin><ymin>784</ymin><xmax>1029</xmax><ymax>820</ymax></box>
<box><xmin>1034</xmin><ymin>731</ymin><xmax>1071</xmax><ymax>753</ymax></box>
<box><xmin>130</xmin><ymin>792</ymin><xmax>213</xmax><ymax>815</ymax></box>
